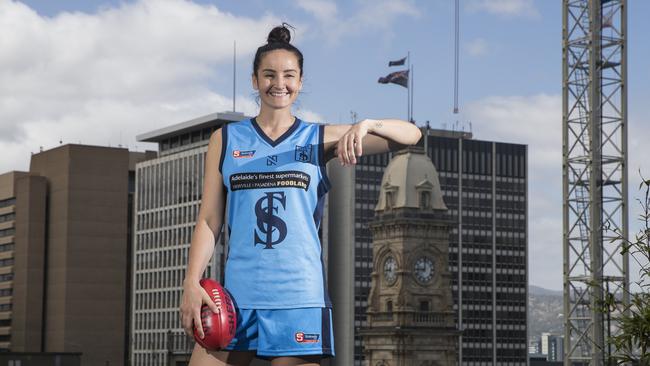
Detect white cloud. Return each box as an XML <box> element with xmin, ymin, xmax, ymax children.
<box><xmin>296</xmin><ymin>0</ymin><xmax>338</xmax><ymax>23</ymax></box>
<box><xmin>466</xmin><ymin>0</ymin><xmax>540</xmax><ymax>18</ymax></box>
<box><xmin>465</xmin><ymin>93</ymin><xmax>650</xmax><ymax>290</ymax></box>
<box><xmin>626</xmin><ymin>105</ymin><xmax>650</xmax><ymax>291</ymax></box>
<box><xmin>294</xmin><ymin>0</ymin><xmax>420</xmax><ymax>45</ymax></box>
<box><xmin>0</xmin><ymin>0</ymin><xmax>323</xmax><ymax>173</ymax></box>
<box><xmin>466</xmin><ymin>37</ymin><xmax>489</xmax><ymax>56</ymax></box>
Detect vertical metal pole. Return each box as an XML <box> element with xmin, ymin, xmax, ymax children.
<box><xmin>620</xmin><ymin>0</ymin><xmax>630</xmax><ymax>325</ymax></box>
<box><xmin>411</xmin><ymin>65</ymin><xmax>414</xmax><ymax>122</ymax></box>
<box><xmin>457</xmin><ymin>138</ymin><xmax>463</xmax><ymax>365</ymax></box>
<box><xmin>407</xmin><ymin>51</ymin><xmax>411</xmax><ymax>121</ymax></box>
<box><xmin>561</xmin><ymin>2</ymin><xmax>570</xmax><ymax>365</ymax></box>
<box><xmin>233</xmin><ymin>40</ymin><xmax>237</xmax><ymax>112</ymax></box>
<box><xmin>588</xmin><ymin>2</ymin><xmax>604</xmax><ymax>365</ymax></box>
<box><xmin>454</xmin><ymin>0</ymin><xmax>459</xmax><ymax>114</ymax></box>
<box><xmin>492</xmin><ymin>142</ymin><xmax>497</xmax><ymax>365</ymax></box>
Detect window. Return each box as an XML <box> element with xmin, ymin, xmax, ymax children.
<box><xmin>386</xmin><ymin>300</ymin><xmax>393</xmax><ymax>313</ymax></box>
<box><xmin>420</xmin><ymin>300</ymin><xmax>430</xmax><ymax>312</ymax></box>
<box><xmin>385</xmin><ymin>192</ymin><xmax>393</xmax><ymax>209</ymax></box>
<box><xmin>420</xmin><ymin>191</ymin><xmax>431</xmax><ymax>209</ymax></box>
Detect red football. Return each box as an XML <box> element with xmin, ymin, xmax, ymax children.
<box><xmin>193</xmin><ymin>278</ymin><xmax>237</xmax><ymax>350</ymax></box>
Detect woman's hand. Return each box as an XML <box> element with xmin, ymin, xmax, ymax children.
<box><xmin>180</xmin><ymin>279</ymin><xmax>220</xmax><ymax>339</ymax></box>
<box><xmin>337</xmin><ymin>119</ymin><xmax>372</xmax><ymax>166</ymax></box>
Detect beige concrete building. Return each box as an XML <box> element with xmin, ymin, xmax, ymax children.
<box><xmin>133</xmin><ymin>111</ymin><xmax>249</xmax><ymax>365</ymax></box>
<box><xmin>0</xmin><ymin>171</ymin><xmax>30</xmax><ymax>351</ymax></box>
<box><xmin>1</xmin><ymin>144</ymin><xmax>154</xmax><ymax>365</ymax></box>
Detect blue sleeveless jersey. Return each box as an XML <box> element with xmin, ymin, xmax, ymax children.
<box><xmin>219</xmin><ymin>117</ymin><xmax>332</xmax><ymax>309</ymax></box>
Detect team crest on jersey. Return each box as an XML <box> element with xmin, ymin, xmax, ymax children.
<box><xmin>254</xmin><ymin>191</ymin><xmax>287</xmax><ymax>249</ymax></box>
<box><xmin>294</xmin><ymin>144</ymin><xmax>313</xmax><ymax>163</ymax></box>
<box><xmin>294</xmin><ymin>332</ymin><xmax>320</xmax><ymax>343</ymax></box>
<box><xmin>233</xmin><ymin>149</ymin><xmax>255</xmax><ymax>158</ymax></box>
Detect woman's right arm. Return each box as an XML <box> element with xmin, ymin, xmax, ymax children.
<box><xmin>180</xmin><ymin>128</ymin><xmax>227</xmax><ymax>339</ymax></box>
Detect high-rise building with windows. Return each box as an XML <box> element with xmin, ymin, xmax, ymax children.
<box><xmin>328</xmin><ymin>127</ymin><xmax>528</xmax><ymax>366</ymax></box>
<box><xmin>0</xmin><ymin>144</ymin><xmax>151</xmax><ymax>366</ymax></box>
<box><xmin>541</xmin><ymin>333</ymin><xmax>563</xmax><ymax>362</ymax></box>
<box><xmin>0</xmin><ymin>171</ymin><xmax>29</xmax><ymax>352</ymax></box>
<box><xmin>131</xmin><ymin>111</ymin><xmax>252</xmax><ymax>366</ymax></box>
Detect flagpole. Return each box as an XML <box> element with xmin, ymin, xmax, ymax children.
<box><xmin>454</xmin><ymin>0</ymin><xmax>459</xmax><ymax>114</ymax></box>
<box><xmin>233</xmin><ymin>40</ymin><xmax>237</xmax><ymax>112</ymax></box>
<box><xmin>407</xmin><ymin>51</ymin><xmax>411</xmax><ymax>121</ymax></box>
<box><xmin>411</xmin><ymin>64</ymin><xmax>414</xmax><ymax>123</ymax></box>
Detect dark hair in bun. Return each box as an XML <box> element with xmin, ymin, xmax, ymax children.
<box><xmin>267</xmin><ymin>25</ymin><xmax>291</xmax><ymax>44</ymax></box>
<box><xmin>253</xmin><ymin>23</ymin><xmax>304</xmax><ymax>77</ymax></box>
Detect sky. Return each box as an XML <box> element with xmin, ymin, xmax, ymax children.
<box><xmin>1</xmin><ymin>0</ymin><xmax>649</xmax><ymax>291</ymax></box>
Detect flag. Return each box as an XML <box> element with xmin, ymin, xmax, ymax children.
<box><xmin>378</xmin><ymin>70</ymin><xmax>409</xmax><ymax>88</ymax></box>
<box><xmin>388</xmin><ymin>57</ymin><xmax>407</xmax><ymax>66</ymax></box>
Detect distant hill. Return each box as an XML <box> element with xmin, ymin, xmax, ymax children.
<box><xmin>528</xmin><ymin>285</ymin><xmax>564</xmax><ymax>340</ymax></box>
<box><xmin>529</xmin><ymin>285</ymin><xmax>563</xmax><ymax>297</ymax></box>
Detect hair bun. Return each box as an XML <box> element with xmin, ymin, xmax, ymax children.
<box><xmin>267</xmin><ymin>24</ymin><xmax>292</xmax><ymax>44</ymax></box>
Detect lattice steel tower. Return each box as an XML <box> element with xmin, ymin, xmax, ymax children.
<box><xmin>562</xmin><ymin>0</ymin><xmax>628</xmax><ymax>365</ymax></box>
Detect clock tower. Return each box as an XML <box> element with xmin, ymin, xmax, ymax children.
<box><xmin>360</xmin><ymin>146</ymin><xmax>458</xmax><ymax>366</ymax></box>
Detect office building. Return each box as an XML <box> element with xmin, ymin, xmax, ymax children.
<box><xmin>132</xmin><ymin>111</ymin><xmax>256</xmax><ymax>365</ymax></box>
<box><xmin>0</xmin><ymin>172</ymin><xmax>31</xmax><ymax>352</ymax></box>
<box><xmin>328</xmin><ymin>127</ymin><xmax>528</xmax><ymax>366</ymax></box>
<box><xmin>0</xmin><ymin>144</ymin><xmax>152</xmax><ymax>365</ymax></box>
<box><xmin>541</xmin><ymin>333</ymin><xmax>563</xmax><ymax>362</ymax></box>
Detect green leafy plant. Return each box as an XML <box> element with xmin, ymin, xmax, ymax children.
<box><xmin>602</xmin><ymin>173</ymin><xmax>650</xmax><ymax>365</ymax></box>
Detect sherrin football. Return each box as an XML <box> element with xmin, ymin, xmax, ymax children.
<box><xmin>192</xmin><ymin>278</ymin><xmax>237</xmax><ymax>350</ymax></box>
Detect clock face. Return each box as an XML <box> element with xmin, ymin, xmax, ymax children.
<box><xmin>383</xmin><ymin>256</ymin><xmax>397</xmax><ymax>285</ymax></box>
<box><xmin>414</xmin><ymin>256</ymin><xmax>434</xmax><ymax>284</ymax></box>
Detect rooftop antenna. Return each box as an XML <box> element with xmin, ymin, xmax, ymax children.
<box><xmin>350</xmin><ymin>111</ymin><xmax>358</xmax><ymax>123</ymax></box>
<box><xmin>453</xmin><ymin>0</ymin><xmax>460</xmax><ymax>114</ymax></box>
<box><xmin>233</xmin><ymin>40</ymin><xmax>237</xmax><ymax>112</ymax></box>
<box><xmin>410</xmin><ymin>63</ymin><xmax>414</xmax><ymax>123</ymax></box>
<box><xmin>424</xmin><ymin>120</ymin><xmax>430</xmax><ymax>153</ymax></box>
<box><xmin>407</xmin><ymin>51</ymin><xmax>411</xmax><ymax>121</ymax></box>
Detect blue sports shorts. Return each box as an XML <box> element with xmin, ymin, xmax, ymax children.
<box><xmin>223</xmin><ymin>307</ymin><xmax>335</xmax><ymax>358</ymax></box>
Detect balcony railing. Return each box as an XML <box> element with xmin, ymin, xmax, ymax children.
<box><xmin>370</xmin><ymin>311</ymin><xmax>449</xmax><ymax>326</ymax></box>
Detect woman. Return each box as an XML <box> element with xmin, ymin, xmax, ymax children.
<box><xmin>180</xmin><ymin>24</ymin><xmax>422</xmax><ymax>366</ymax></box>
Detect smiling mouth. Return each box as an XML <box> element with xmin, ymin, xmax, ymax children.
<box><xmin>268</xmin><ymin>90</ymin><xmax>290</xmax><ymax>97</ymax></box>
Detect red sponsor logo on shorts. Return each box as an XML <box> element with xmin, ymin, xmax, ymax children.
<box><xmin>295</xmin><ymin>331</ymin><xmax>320</xmax><ymax>343</ymax></box>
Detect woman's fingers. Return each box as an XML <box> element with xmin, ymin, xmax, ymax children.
<box><xmin>194</xmin><ymin>307</ymin><xmax>204</xmax><ymax>339</ymax></box>
<box><xmin>347</xmin><ymin>133</ymin><xmax>355</xmax><ymax>164</ymax></box>
<box><xmin>203</xmin><ymin>292</ymin><xmax>219</xmax><ymax>313</ymax></box>
<box><xmin>355</xmin><ymin>133</ymin><xmax>363</xmax><ymax>157</ymax></box>
<box><xmin>337</xmin><ymin>138</ymin><xmax>346</xmax><ymax>165</ymax></box>
<box><xmin>337</xmin><ymin>130</ymin><xmax>364</xmax><ymax>166</ymax></box>
<box><xmin>181</xmin><ymin>309</ymin><xmax>192</xmax><ymax>337</ymax></box>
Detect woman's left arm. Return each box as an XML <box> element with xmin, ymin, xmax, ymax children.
<box><xmin>324</xmin><ymin>119</ymin><xmax>422</xmax><ymax>166</ymax></box>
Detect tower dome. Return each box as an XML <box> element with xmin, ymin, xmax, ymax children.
<box><xmin>375</xmin><ymin>146</ymin><xmax>447</xmax><ymax>212</ymax></box>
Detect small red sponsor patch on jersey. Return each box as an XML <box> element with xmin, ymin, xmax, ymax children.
<box><xmin>233</xmin><ymin>150</ymin><xmax>255</xmax><ymax>158</ymax></box>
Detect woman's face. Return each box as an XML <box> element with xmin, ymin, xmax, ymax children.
<box><xmin>253</xmin><ymin>49</ymin><xmax>303</xmax><ymax>111</ymax></box>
